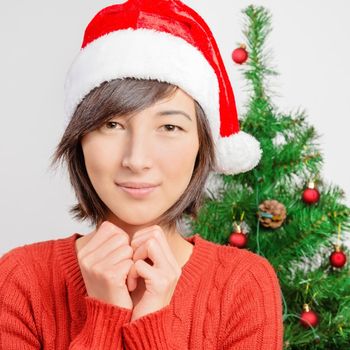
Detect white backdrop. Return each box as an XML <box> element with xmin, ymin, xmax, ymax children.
<box><xmin>0</xmin><ymin>0</ymin><xmax>349</xmax><ymax>255</ymax></box>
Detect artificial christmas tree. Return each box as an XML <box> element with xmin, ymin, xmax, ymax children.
<box><xmin>191</xmin><ymin>5</ymin><xmax>350</xmax><ymax>349</ymax></box>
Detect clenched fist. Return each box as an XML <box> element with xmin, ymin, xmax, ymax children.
<box><xmin>76</xmin><ymin>221</ymin><xmax>137</xmax><ymax>310</ymax></box>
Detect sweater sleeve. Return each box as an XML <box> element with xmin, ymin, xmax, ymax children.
<box><xmin>0</xmin><ymin>249</ymin><xmax>132</xmax><ymax>350</ymax></box>
<box><xmin>0</xmin><ymin>250</ymin><xmax>41</xmax><ymax>349</ymax></box>
<box><xmin>218</xmin><ymin>255</ymin><xmax>284</xmax><ymax>350</ymax></box>
<box><xmin>121</xmin><ymin>303</ymin><xmax>188</xmax><ymax>350</ymax></box>
<box><xmin>69</xmin><ymin>296</ymin><xmax>132</xmax><ymax>349</ymax></box>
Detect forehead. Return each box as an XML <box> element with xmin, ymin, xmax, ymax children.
<box><xmin>118</xmin><ymin>87</ymin><xmax>196</xmax><ymax>121</ymax></box>
<box><xmin>155</xmin><ymin>87</ymin><xmax>195</xmax><ymax>109</ymax></box>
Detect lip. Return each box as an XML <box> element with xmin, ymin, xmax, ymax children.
<box><xmin>116</xmin><ymin>183</ymin><xmax>159</xmax><ymax>198</ymax></box>
<box><xmin>116</xmin><ymin>182</ymin><xmax>159</xmax><ymax>189</ymax></box>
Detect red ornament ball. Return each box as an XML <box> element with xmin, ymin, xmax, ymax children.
<box><xmin>302</xmin><ymin>186</ymin><xmax>320</xmax><ymax>204</ymax></box>
<box><xmin>232</xmin><ymin>46</ymin><xmax>248</xmax><ymax>64</ymax></box>
<box><xmin>300</xmin><ymin>306</ymin><xmax>319</xmax><ymax>328</ymax></box>
<box><xmin>229</xmin><ymin>232</ymin><xmax>248</xmax><ymax>248</ymax></box>
<box><xmin>330</xmin><ymin>249</ymin><xmax>347</xmax><ymax>268</ymax></box>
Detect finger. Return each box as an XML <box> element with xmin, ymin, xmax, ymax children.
<box><xmin>127</xmin><ymin>263</ymin><xmax>139</xmax><ymax>292</ymax></box>
<box><xmin>83</xmin><ymin>221</ymin><xmax>129</xmax><ymax>256</ymax></box>
<box><xmin>131</xmin><ymin>227</ymin><xmax>167</xmax><ymax>254</ymax></box>
<box><xmin>104</xmin><ymin>244</ymin><xmax>133</xmax><ymax>265</ymax></box>
<box><xmin>81</xmin><ymin>244</ymin><xmax>133</xmax><ymax>276</ymax></box>
<box><xmin>134</xmin><ymin>259</ymin><xmax>157</xmax><ymax>281</ymax></box>
<box><xmin>131</xmin><ymin>226</ymin><xmax>171</xmax><ymax>249</ymax></box>
<box><xmin>102</xmin><ymin>259</ymin><xmax>134</xmax><ymax>286</ymax></box>
<box><xmin>133</xmin><ymin>235</ymin><xmax>176</xmax><ymax>268</ymax></box>
<box><xmin>133</xmin><ymin>238</ymin><xmax>170</xmax><ymax>269</ymax></box>
<box><xmin>82</xmin><ymin>234</ymin><xmax>130</xmax><ymax>265</ymax></box>
<box><xmin>131</xmin><ymin>228</ymin><xmax>177</xmax><ymax>267</ymax></box>
<box><xmin>132</xmin><ymin>225</ymin><xmax>159</xmax><ymax>240</ymax></box>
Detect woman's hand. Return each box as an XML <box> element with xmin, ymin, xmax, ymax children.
<box><xmin>76</xmin><ymin>221</ymin><xmax>136</xmax><ymax>310</ymax></box>
<box><xmin>129</xmin><ymin>225</ymin><xmax>182</xmax><ymax>321</ymax></box>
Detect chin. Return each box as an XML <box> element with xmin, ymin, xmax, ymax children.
<box><xmin>108</xmin><ymin>210</ymin><xmax>160</xmax><ymax>227</ymax></box>
<box><xmin>122</xmin><ymin>217</ymin><xmax>156</xmax><ymax>226</ymax></box>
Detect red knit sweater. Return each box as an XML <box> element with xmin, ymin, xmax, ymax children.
<box><xmin>0</xmin><ymin>233</ymin><xmax>283</xmax><ymax>349</ymax></box>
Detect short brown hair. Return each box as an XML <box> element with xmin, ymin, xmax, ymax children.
<box><xmin>50</xmin><ymin>78</ymin><xmax>216</xmax><ymax>230</ymax></box>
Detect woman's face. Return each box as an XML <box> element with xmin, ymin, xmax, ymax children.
<box><xmin>81</xmin><ymin>88</ymin><xmax>199</xmax><ymax>233</ymax></box>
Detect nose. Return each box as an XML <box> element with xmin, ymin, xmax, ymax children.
<box><xmin>121</xmin><ymin>131</ymin><xmax>153</xmax><ymax>172</ymax></box>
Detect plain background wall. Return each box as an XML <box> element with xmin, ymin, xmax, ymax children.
<box><xmin>0</xmin><ymin>0</ymin><xmax>349</xmax><ymax>255</ymax></box>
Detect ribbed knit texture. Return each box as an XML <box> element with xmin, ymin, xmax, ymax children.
<box><xmin>0</xmin><ymin>233</ymin><xmax>283</xmax><ymax>349</ymax></box>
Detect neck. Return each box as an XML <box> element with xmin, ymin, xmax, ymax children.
<box><xmin>99</xmin><ymin>213</ymin><xmax>179</xmax><ymax>242</ymax></box>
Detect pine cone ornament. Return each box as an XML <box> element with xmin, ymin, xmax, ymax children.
<box><xmin>258</xmin><ymin>199</ymin><xmax>287</xmax><ymax>229</ymax></box>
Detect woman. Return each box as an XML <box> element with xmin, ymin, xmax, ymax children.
<box><xmin>0</xmin><ymin>0</ymin><xmax>283</xmax><ymax>349</ymax></box>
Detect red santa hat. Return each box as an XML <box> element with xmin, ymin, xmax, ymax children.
<box><xmin>64</xmin><ymin>0</ymin><xmax>261</xmax><ymax>175</ymax></box>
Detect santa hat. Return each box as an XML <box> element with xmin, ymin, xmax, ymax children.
<box><xmin>64</xmin><ymin>0</ymin><xmax>261</xmax><ymax>175</ymax></box>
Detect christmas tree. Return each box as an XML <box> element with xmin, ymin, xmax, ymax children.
<box><xmin>191</xmin><ymin>6</ymin><xmax>350</xmax><ymax>349</ymax></box>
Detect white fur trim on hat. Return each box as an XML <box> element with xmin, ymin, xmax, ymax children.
<box><xmin>64</xmin><ymin>27</ymin><xmax>220</xmax><ymax>139</ymax></box>
<box><xmin>215</xmin><ymin>131</ymin><xmax>262</xmax><ymax>175</ymax></box>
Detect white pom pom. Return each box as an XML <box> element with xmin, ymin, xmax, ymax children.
<box><xmin>215</xmin><ymin>131</ymin><xmax>262</xmax><ymax>175</ymax></box>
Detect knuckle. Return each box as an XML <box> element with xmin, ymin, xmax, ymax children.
<box><xmin>100</xmin><ymin>221</ymin><xmax>128</xmax><ymax>238</ymax></box>
<box><xmin>146</xmin><ymin>238</ymin><xmax>156</xmax><ymax>249</ymax></box>
<box><xmin>152</xmin><ymin>229</ymin><xmax>162</xmax><ymax>240</ymax></box>
<box><xmin>109</xmin><ymin>233</ymin><xmax>129</xmax><ymax>248</ymax></box>
<box><xmin>120</xmin><ymin>233</ymin><xmax>130</xmax><ymax>245</ymax></box>
<box><xmin>79</xmin><ymin>256</ymin><xmax>91</xmax><ymax>271</ymax></box>
<box><xmin>150</xmin><ymin>224</ymin><xmax>161</xmax><ymax>232</ymax></box>
<box><xmin>124</xmin><ymin>245</ymin><xmax>134</xmax><ymax>258</ymax></box>
<box><xmin>100</xmin><ymin>220</ymin><xmax>113</xmax><ymax>230</ymax></box>
<box><xmin>95</xmin><ymin>221</ymin><xmax>115</xmax><ymax>237</ymax></box>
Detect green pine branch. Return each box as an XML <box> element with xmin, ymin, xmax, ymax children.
<box><xmin>192</xmin><ymin>5</ymin><xmax>350</xmax><ymax>349</ymax></box>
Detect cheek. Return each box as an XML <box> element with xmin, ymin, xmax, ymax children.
<box><xmin>159</xmin><ymin>136</ymin><xmax>199</xmax><ymax>182</ymax></box>
<box><xmin>82</xmin><ymin>136</ymin><xmax>118</xmax><ymax>180</ymax></box>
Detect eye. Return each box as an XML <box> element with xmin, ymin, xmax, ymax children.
<box><xmin>106</xmin><ymin>121</ymin><xmax>118</xmax><ymax>129</ymax></box>
<box><xmin>161</xmin><ymin>124</ymin><xmax>183</xmax><ymax>132</ymax></box>
<box><xmin>104</xmin><ymin>121</ymin><xmax>122</xmax><ymax>129</ymax></box>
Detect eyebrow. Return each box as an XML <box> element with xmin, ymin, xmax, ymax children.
<box><xmin>155</xmin><ymin>110</ymin><xmax>192</xmax><ymax>121</ymax></box>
